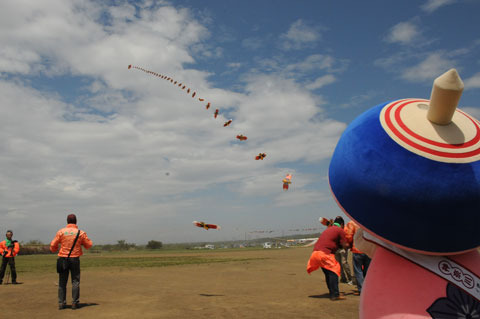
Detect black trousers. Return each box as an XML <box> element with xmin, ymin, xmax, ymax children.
<box><xmin>321</xmin><ymin>267</ymin><xmax>340</xmax><ymax>298</ymax></box>
<box><xmin>58</xmin><ymin>257</ymin><xmax>81</xmax><ymax>305</ymax></box>
<box><xmin>0</xmin><ymin>257</ymin><xmax>17</xmax><ymax>282</ymax></box>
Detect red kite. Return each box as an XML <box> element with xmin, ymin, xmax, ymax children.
<box><xmin>193</xmin><ymin>221</ymin><xmax>220</xmax><ymax>230</ymax></box>
<box><xmin>255</xmin><ymin>153</ymin><xmax>266</xmax><ymax>160</ymax></box>
<box><xmin>236</xmin><ymin>134</ymin><xmax>247</xmax><ymax>141</ymax></box>
<box><xmin>282</xmin><ymin>174</ymin><xmax>292</xmax><ymax>190</ymax></box>
<box><xmin>319</xmin><ymin>217</ymin><xmax>334</xmax><ymax>227</ymax></box>
<box><xmin>214</xmin><ymin>109</ymin><xmax>219</xmax><ymax>118</ymax></box>
<box><xmin>224</xmin><ymin>119</ymin><xmax>232</xmax><ymax>127</ymax></box>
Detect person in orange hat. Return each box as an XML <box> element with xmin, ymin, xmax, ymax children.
<box><xmin>307</xmin><ymin>216</ymin><xmax>350</xmax><ymax>301</ymax></box>
<box><xmin>0</xmin><ymin>230</ymin><xmax>20</xmax><ymax>284</ymax></box>
<box><xmin>50</xmin><ymin>214</ymin><xmax>92</xmax><ymax>310</ymax></box>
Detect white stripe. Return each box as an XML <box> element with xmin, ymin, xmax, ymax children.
<box><xmin>363</xmin><ymin>232</ymin><xmax>480</xmax><ymax>301</ymax></box>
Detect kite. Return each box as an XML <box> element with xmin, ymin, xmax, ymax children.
<box><xmin>282</xmin><ymin>174</ymin><xmax>292</xmax><ymax>190</ymax></box>
<box><xmin>223</xmin><ymin>119</ymin><xmax>232</xmax><ymax>127</ymax></box>
<box><xmin>192</xmin><ymin>92</ymin><xmax>196</xmax><ymax>98</ymax></box>
<box><xmin>206</xmin><ymin>102</ymin><xmax>211</xmax><ymax>110</ymax></box>
<box><xmin>193</xmin><ymin>221</ymin><xmax>221</xmax><ymax>230</ymax></box>
<box><xmin>319</xmin><ymin>217</ymin><xmax>334</xmax><ymax>227</ymax></box>
<box><xmin>255</xmin><ymin>153</ymin><xmax>267</xmax><ymax>160</ymax></box>
<box><xmin>236</xmin><ymin>134</ymin><xmax>247</xmax><ymax>141</ymax></box>
<box><xmin>199</xmin><ymin>98</ymin><xmax>204</xmax><ymax>102</ymax></box>
<box><xmin>214</xmin><ymin>109</ymin><xmax>219</xmax><ymax>118</ymax></box>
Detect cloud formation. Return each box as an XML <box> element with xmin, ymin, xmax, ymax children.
<box><xmin>0</xmin><ymin>1</ymin><xmax>345</xmax><ymax>243</ymax></box>
<box><xmin>421</xmin><ymin>0</ymin><xmax>457</xmax><ymax>13</ymax></box>
<box><xmin>385</xmin><ymin>21</ymin><xmax>420</xmax><ymax>45</ymax></box>
<box><xmin>280</xmin><ymin>19</ymin><xmax>322</xmax><ymax>50</ymax></box>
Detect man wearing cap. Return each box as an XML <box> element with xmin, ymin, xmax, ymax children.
<box><xmin>0</xmin><ymin>230</ymin><xmax>20</xmax><ymax>284</ymax></box>
<box><xmin>50</xmin><ymin>214</ymin><xmax>92</xmax><ymax>310</ymax></box>
<box><xmin>307</xmin><ymin>216</ymin><xmax>350</xmax><ymax>301</ymax></box>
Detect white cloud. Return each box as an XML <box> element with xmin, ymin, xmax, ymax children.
<box><xmin>280</xmin><ymin>19</ymin><xmax>322</xmax><ymax>50</ymax></box>
<box><xmin>401</xmin><ymin>53</ymin><xmax>456</xmax><ymax>82</ymax></box>
<box><xmin>385</xmin><ymin>21</ymin><xmax>420</xmax><ymax>45</ymax></box>
<box><xmin>306</xmin><ymin>74</ymin><xmax>336</xmax><ymax>90</ymax></box>
<box><xmin>286</xmin><ymin>54</ymin><xmax>335</xmax><ymax>73</ymax></box>
<box><xmin>421</xmin><ymin>0</ymin><xmax>457</xmax><ymax>13</ymax></box>
<box><xmin>227</xmin><ymin>62</ymin><xmax>242</xmax><ymax>69</ymax></box>
<box><xmin>464</xmin><ymin>72</ymin><xmax>480</xmax><ymax>89</ymax></box>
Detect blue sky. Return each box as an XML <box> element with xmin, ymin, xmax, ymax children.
<box><xmin>1</xmin><ymin>0</ymin><xmax>479</xmax><ymax>244</ymax></box>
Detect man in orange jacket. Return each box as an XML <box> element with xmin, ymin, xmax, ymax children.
<box><xmin>50</xmin><ymin>214</ymin><xmax>92</xmax><ymax>310</ymax></box>
<box><xmin>345</xmin><ymin>220</ymin><xmax>371</xmax><ymax>295</ymax></box>
<box><xmin>0</xmin><ymin>230</ymin><xmax>20</xmax><ymax>284</ymax></box>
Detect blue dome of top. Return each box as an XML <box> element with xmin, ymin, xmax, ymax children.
<box><xmin>329</xmin><ymin>101</ymin><xmax>480</xmax><ymax>254</ymax></box>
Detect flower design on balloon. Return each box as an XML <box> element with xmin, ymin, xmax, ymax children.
<box><xmin>427</xmin><ymin>283</ymin><xmax>479</xmax><ymax>318</ymax></box>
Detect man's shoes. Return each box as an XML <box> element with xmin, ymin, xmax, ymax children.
<box><xmin>59</xmin><ymin>304</ymin><xmax>66</xmax><ymax>310</ymax></box>
<box><xmin>353</xmin><ymin>291</ymin><xmax>361</xmax><ymax>296</ymax></box>
<box><xmin>330</xmin><ymin>295</ymin><xmax>347</xmax><ymax>301</ymax></box>
<box><xmin>72</xmin><ymin>303</ymin><xmax>78</xmax><ymax>310</ymax></box>
<box><xmin>11</xmin><ymin>281</ymin><xmax>18</xmax><ymax>285</ymax></box>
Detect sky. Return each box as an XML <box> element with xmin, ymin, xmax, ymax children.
<box><xmin>1</xmin><ymin>0</ymin><xmax>480</xmax><ymax>244</ymax></box>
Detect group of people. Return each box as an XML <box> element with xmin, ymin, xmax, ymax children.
<box><xmin>1</xmin><ymin>213</ymin><xmax>92</xmax><ymax>311</ymax></box>
<box><xmin>3</xmin><ymin>213</ymin><xmax>365</xmax><ymax>308</ymax></box>
<box><xmin>307</xmin><ymin>216</ymin><xmax>371</xmax><ymax>301</ymax></box>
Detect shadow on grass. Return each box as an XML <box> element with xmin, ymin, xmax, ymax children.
<box><xmin>199</xmin><ymin>293</ymin><xmax>225</xmax><ymax>297</ymax></box>
<box><xmin>309</xmin><ymin>293</ymin><xmax>331</xmax><ymax>299</ymax></box>
<box><xmin>63</xmin><ymin>303</ymin><xmax>99</xmax><ymax>309</ymax></box>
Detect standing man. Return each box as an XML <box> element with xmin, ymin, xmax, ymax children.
<box><xmin>345</xmin><ymin>220</ymin><xmax>371</xmax><ymax>295</ymax></box>
<box><xmin>307</xmin><ymin>216</ymin><xmax>350</xmax><ymax>301</ymax></box>
<box><xmin>50</xmin><ymin>214</ymin><xmax>92</xmax><ymax>310</ymax></box>
<box><xmin>0</xmin><ymin>230</ymin><xmax>20</xmax><ymax>284</ymax></box>
<box><xmin>335</xmin><ymin>247</ymin><xmax>353</xmax><ymax>285</ymax></box>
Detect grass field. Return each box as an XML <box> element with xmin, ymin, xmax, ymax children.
<box><xmin>4</xmin><ymin>247</ymin><xmax>360</xmax><ymax>319</ymax></box>
<box><xmin>16</xmin><ymin>249</ymin><xmax>264</xmax><ymax>273</ymax></box>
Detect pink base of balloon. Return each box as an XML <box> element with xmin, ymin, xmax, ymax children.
<box><xmin>360</xmin><ymin>246</ymin><xmax>480</xmax><ymax>318</ymax></box>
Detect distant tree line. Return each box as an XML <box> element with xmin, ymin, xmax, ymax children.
<box><xmin>15</xmin><ymin>239</ymin><xmax>163</xmax><ymax>255</ymax></box>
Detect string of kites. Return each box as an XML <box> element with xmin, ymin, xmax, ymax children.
<box><xmin>128</xmin><ymin>65</ymin><xmax>267</xmax><ymax>161</ymax></box>
<box><xmin>128</xmin><ymin>64</ymin><xmax>295</xmax><ymax>193</ymax></box>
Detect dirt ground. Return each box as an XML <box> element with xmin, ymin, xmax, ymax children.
<box><xmin>2</xmin><ymin>247</ymin><xmax>360</xmax><ymax>318</ymax></box>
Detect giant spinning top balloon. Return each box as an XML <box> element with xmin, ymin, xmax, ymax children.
<box><xmin>328</xmin><ymin>69</ymin><xmax>480</xmax><ymax>318</ymax></box>
<box><xmin>329</xmin><ymin>68</ymin><xmax>480</xmax><ymax>254</ymax></box>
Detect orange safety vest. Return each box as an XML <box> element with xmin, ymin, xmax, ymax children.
<box><xmin>50</xmin><ymin>224</ymin><xmax>93</xmax><ymax>257</ymax></box>
<box><xmin>344</xmin><ymin>221</ymin><xmax>363</xmax><ymax>254</ymax></box>
<box><xmin>0</xmin><ymin>240</ymin><xmax>20</xmax><ymax>257</ymax></box>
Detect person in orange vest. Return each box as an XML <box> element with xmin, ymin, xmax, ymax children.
<box><xmin>345</xmin><ymin>220</ymin><xmax>371</xmax><ymax>295</ymax></box>
<box><xmin>0</xmin><ymin>230</ymin><xmax>20</xmax><ymax>284</ymax></box>
<box><xmin>307</xmin><ymin>216</ymin><xmax>350</xmax><ymax>301</ymax></box>
<box><xmin>50</xmin><ymin>214</ymin><xmax>92</xmax><ymax>310</ymax></box>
